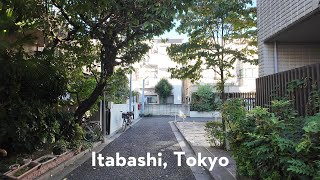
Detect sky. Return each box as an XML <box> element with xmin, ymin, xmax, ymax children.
<box><xmin>157</xmin><ymin>21</ymin><xmax>189</xmax><ymax>42</ymax></box>
<box><xmin>158</xmin><ymin>0</ymin><xmax>256</xmax><ymax>42</ymax></box>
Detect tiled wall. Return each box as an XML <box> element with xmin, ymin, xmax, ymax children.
<box><xmin>277</xmin><ymin>44</ymin><xmax>320</xmax><ymax>72</ymax></box>
<box><xmin>257</xmin><ymin>0</ymin><xmax>320</xmax><ymax>76</ymax></box>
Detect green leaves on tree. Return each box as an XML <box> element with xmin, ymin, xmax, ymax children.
<box><xmin>167</xmin><ymin>0</ymin><xmax>257</xmax><ymax>98</ymax></box>
<box><xmin>155</xmin><ymin>79</ymin><xmax>173</xmax><ymax>104</ymax></box>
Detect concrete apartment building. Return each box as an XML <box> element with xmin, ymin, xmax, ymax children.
<box><xmin>131</xmin><ymin>39</ymin><xmax>184</xmax><ymax>105</ymax></box>
<box><xmin>257</xmin><ymin>0</ymin><xmax>320</xmax><ymax>77</ymax></box>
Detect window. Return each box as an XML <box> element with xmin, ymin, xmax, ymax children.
<box><xmin>146</xmin><ymin>95</ymin><xmax>158</xmax><ymax>104</ymax></box>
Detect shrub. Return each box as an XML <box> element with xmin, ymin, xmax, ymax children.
<box><xmin>205</xmin><ymin>121</ymin><xmax>225</xmax><ymax>148</ymax></box>
<box><xmin>225</xmin><ymin>99</ymin><xmax>320</xmax><ymax>179</ymax></box>
<box><xmin>53</xmin><ymin>140</ymin><xmax>68</xmax><ymax>155</ymax></box>
<box><xmin>191</xmin><ymin>84</ymin><xmax>218</xmax><ymax>112</ymax></box>
<box><xmin>221</xmin><ymin>98</ymin><xmax>246</xmax><ymax>130</ymax></box>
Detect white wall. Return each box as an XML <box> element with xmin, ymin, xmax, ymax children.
<box><xmin>130</xmin><ymin>39</ymin><xmax>184</xmax><ymax>104</ymax></box>
<box><xmin>190</xmin><ymin>111</ymin><xmax>221</xmax><ymax>118</ymax></box>
<box><xmin>109</xmin><ymin>103</ymin><xmax>128</xmax><ymax>135</ymax></box>
<box><xmin>132</xmin><ymin>103</ymin><xmax>140</xmax><ymax>120</ymax></box>
<box><xmin>109</xmin><ymin>103</ymin><xmax>140</xmax><ymax>135</ymax></box>
<box><xmin>170</xmin><ymin>79</ymin><xmax>182</xmax><ymax>104</ymax></box>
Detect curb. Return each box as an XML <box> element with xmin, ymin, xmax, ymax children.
<box><xmin>169</xmin><ymin>122</ymin><xmax>212</xmax><ymax>180</ymax></box>
<box><xmin>172</xmin><ymin>122</ymin><xmax>216</xmax><ymax>180</ymax></box>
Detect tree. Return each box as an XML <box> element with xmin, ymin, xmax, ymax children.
<box><xmin>155</xmin><ymin>79</ymin><xmax>173</xmax><ymax>104</ymax></box>
<box><xmin>44</xmin><ymin>0</ymin><xmax>190</xmax><ymax>122</ymax></box>
<box><xmin>167</xmin><ymin>0</ymin><xmax>257</xmax><ymax>138</ymax></box>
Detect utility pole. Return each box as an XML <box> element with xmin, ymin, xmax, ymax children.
<box><xmin>129</xmin><ymin>73</ymin><xmax>132</xmax><ymax>112</ymax></box>
<box><xmin>142</xmin><ymin>76</ymin><xmax>148</xmax><ymax>116</ymax></box>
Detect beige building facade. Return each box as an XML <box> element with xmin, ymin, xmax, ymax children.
<box><xmin>258</xmin><ymin>0</ymin><xmax>320</xmax><ymax>76</ymax></box>
<box><xmin>182</xmin><ymin>61</ymin><xmax>258</xmax><ymax>104</ymax></box>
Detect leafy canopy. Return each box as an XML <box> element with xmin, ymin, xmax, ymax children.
<box><xmin>155</xmin><ymin>78</ymin><xmax>173</xmax><ymax>103</ymax></box>
<box><xmin>167</xmin><ymin>0</ymin><xmax>257</xmax><ymax>92</ymax></box>
<box><xmin>45</xmin><ymin>0</ymin><xmax>191</xmax><ymax>120</ymax></box>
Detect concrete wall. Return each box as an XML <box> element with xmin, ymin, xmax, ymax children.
<box><xmin>109</xmin><ymin>103</ymin><xmax>128</xmax><ymax>135</ymax></box>
<box><xmin>144</xmin><ymin>104</ymin><xmax>190</xmax><ymax>116</ymax></box>
<box><xmin>189</xmin><ymin>111</ymin><xmax>221</xmax><ymax>118</ymax></box>
<box><xmin>258</xmin><ymin>43</ymin><xmax>320</xmax><ymax>76</ymax></box>
<box><xmin>132</xmin><ymin>103</ymin><xmax>140</xmax><ymax>121</ymax></box>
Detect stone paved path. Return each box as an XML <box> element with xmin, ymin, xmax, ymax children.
<box><xmin>65</xmin><ymin>117</ymin><xmax>195</xmax><ymax>180</ymax></box>
<box><xmin>175</xmin><ymin>122</ymin><xmax>236</xmax><ymax>180</ymax></box>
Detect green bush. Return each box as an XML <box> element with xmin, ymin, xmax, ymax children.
<box><xmin>205</xmin><ymin>121</ymin><xmax>225</xmax><ymax>148</ymax></box>
<box><xmin>221</xmin><ymin>98</ymin><xmax>246</xmax><ymax>131</ymax></box>
<box><xmin>224</xmin><ymin>99</ymin><xmax>320</xmax><ymax>179</ymax></box>
<box><xmin>53</xmin><ymin>139</ymin><xmax>68</xmax><ymax>155</ymax></box>
<box><xmin>191</xmin><ymin>84</ymin><xmax>218</xmax><ymax>112</ymax></box>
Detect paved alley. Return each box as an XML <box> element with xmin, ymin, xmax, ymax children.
<box><xmin>65</xmin><ymin>117</ymin><xmax>196</xmax><ymax>180</ymax></box>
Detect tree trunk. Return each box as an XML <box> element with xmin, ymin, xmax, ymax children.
<box><xmin>220</xmin><ymin>68</ymin><xmax>227</xmax><ymax>149</ymax></box>
<box><xmin>74</xmin><ymin>81</ymin><xmax>106</xmax><ymax>122</ymax></box>
<box><xmin>74</xmin><ymin>44</ymin><xmax>116</xmax><ymax>123</ymax></box>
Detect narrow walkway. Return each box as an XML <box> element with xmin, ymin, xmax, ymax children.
<box><xmin>65</xmin><ymin>117</ymin><xmax>195</xmax><ymax>180</ymax></box>
<box><xmin>175</xmin><ymin>122</ymin><xmax>236</xmax><ymax>180</ymax></box>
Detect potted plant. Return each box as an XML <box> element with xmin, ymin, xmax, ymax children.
<box><xmin>34</xmin><ymin>154</ymin><xmax>57</xmax><ymax>173</ymax></box>
<box><xmin>5</xmin><ymin>161</ymin><xmax>40</xmax><ymax>180</ymax></box>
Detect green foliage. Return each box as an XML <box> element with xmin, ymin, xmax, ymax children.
<box><xmin>0</xmin><ymin>0</ymin><xmax>188</xmax><ymax>155</ymax></box>
<box><xmin>46</xmin><ymin>0</ymin><xmax>190</xmax><ymax>120</ymax></box>
<box><xmin>221</xmin><ymin>99</ymin><xmax>246</xmax><ymax>130</ymax></box>
<box><xmin>0</xmin><ymin>47</ymin><xmax>68</xmax><ymax>153</ymax></box>
<box><xmin>167</xmin><ymin>0</ymin><xmax>257</xmax><ymax>95</ymax></box>
<box><xmin>155</xmin><ymin>79</ymin><xmax>173</xmax><ymax>104</ymax></box>
<box><xmin>205</xmin><ymin>121</ymin><xmax>225</xmax><ymax>148</ymax></box>
<box><xmin>191</xmin><ymin>84</ymin><xmax>217</xmax><ymax>111</ymax></box>
<box><xmin>224</xmin><ymin>99</ymin><xmax>320</xmax><ymax>179</ymax></box>
<box><xmin>52</xmin><ymin>140</ymin><xmax>68</xmax><ymax>155</ymax></box>
<box><xmin>306</xmin><ymin>84</ymin><xmax>320</xmax><ymax>116</ymax></box>
<box><xmin>105</xmin><ymin>69</ymin><xmax>130</xmax><ymax>104</ymax></box>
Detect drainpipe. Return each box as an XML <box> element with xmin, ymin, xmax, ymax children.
<box><xmin>274</xmin><ymin>41</ymin><xmax>279</xmax><ymax>73</ymax></box>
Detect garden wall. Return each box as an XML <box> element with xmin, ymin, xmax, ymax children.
<box><xmin>189</xmin><ymin>111</ymin><xmax>221</xmax><ymax>118</ymax></box>
<box><xmin>144</xmin><ymin>104</ymin><xmax>190</xmax><ymax>116</ymax></box>
<box><xmin>108</xmin><ymin>102</ymin><xmax>140</xmax><ymax>135</ymax></box>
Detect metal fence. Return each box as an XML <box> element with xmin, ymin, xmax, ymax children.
<box><xmin>222</xmin><ymin>92</ymin><xmax>256</xmax><ymax>110</ymax></box>
<box><xmin>256</xmin><ymin>63</ymin><xmax>320</xmax><ymax>116</ymax></box>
